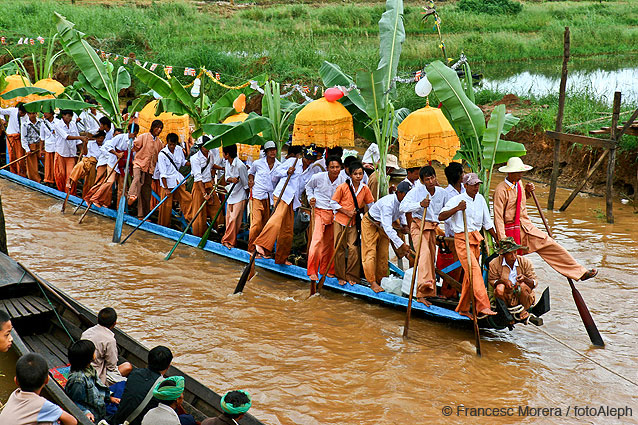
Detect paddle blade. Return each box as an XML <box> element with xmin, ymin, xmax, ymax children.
<box><xmin>234</xmin><ymin>251</ymin><xmax>257</xmax><ymax>294</ymax></box>
<box><xmin>112</xmin><ymin>197</ymin><xmax>126</xmax><ymax>243</ymax></box>
<box><xmin>569</xmin><ymin>280</ymin><xmax>604</xmax><ymax>347</ymax></box>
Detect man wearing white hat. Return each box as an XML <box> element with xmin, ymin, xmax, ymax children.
<box><xmin>493</xmin><ymin>157</ymin><xmax>597</xmax><ymax>281</ymax></box>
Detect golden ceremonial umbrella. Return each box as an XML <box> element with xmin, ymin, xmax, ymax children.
<box><xmin>1</xmin><ymin>74</ymin><xmax>32</xmax><ymax>108</ymax></box>
<box><xmin>139</xmin><ymin>100</ymin><xmax>190</xmax><ymax>144</ymax></box>
<box><xmin>292</xmin><ymin>95</ymin><xmax>354</xmax><ymax>148</ymax></box>
<box><xmin>33</xmin><ymin>78</ymin><xmax>65</xmax><ymax>97</ymax></box>
<box><xmin>397</xmin><ymin>101</ymin><xmax>460</xmax><ymax>167</ymax></box>
<box><xmin>221</xmin><ymin>111</ymin><xmax>262</xmax><ymax>162</ymax></box>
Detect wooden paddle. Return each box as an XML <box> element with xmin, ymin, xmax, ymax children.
<box><xmin>233</xmin><ymin>156</ymin><xmax>300</xmax><ymax>294</ymax></box>
<box><xmin>197</xmin><ymin>178</ymin><xmax>238</xmax><ymax>249</ymax></box>
<box><xmin>403</xmin><ymin>214</ymin><xmax>427</xmax><ymax>338</ymax></box>
<box><xmin>462</xmin><ymin>210</ymin><xmax>482</xmax><ymax>357</ymax></box>
<box><xmin>0</xmin><ymin>150</ymin><xmax>38</xmax><ymax>172</ymax></box>
<box><xmin>313</xmin><ymin>213</ymin><xmax>356</xmax><ymax>295</ymax></box>
<box><xmin>165</xmin><ymin>182</ymin><xmax>230</xmax><ymax>260</ymax></box>
<box><xmin>530</xmin><ymin>190</ymin><xmax>604</xmax><ymax>347</ymax></box>
<box><xmin>120</xmin><ymin>173</ymin><xmax>192</xmax><ymax>245</ymax></box>
<box><xmin>112</xmin><ymin>138</ymin><xmax>134</xmax><ymax>243</ymax></box>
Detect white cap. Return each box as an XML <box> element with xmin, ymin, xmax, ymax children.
<box><xmin>386</xmin><ymin>154</ymin><xmax>399</xmax><ymax>170</ymax></box>
<box><xmin>263</xmin><ymin>141</ymin><xmax>276</xmax><ymax>150</ymax></box>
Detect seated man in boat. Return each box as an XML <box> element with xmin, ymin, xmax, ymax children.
<box><xmin>0</xmin><ymin>310</ymin><xmax>12</xmax><ymax>352</ymax></box>
<box><xmin>0</xmin><ymin>353</ymin><xmax>78</xmax><ymax>424</ymax></box>
<box><xmin>438</xmin><ymin>173</ymin><xmax>498</xmax><ymax>319</ymax></box>
<box><xmin>201</xmin><ymin>390</ymin><xmax>252</xmax><ymax>425</ymax></box>
<box><xmin>361</xmin><ymin>181</ymin><xmax>412</xmax><ymax>293</ymax></box>
<box><xmin>113</xmin><ymin>345</ymin><xmax>173</xmax><ymax>425</ymax></box>
<box><xmin>493</xmin><ymin>156</ymin><xmax>597</xmax><ymax>282</ymax></box>
<box><xmin>488</xmin><ymin>237</ymin><xmax>537</xmax><ymax>322</ymax></box>
<box><xmin>399</xmin><ymin>166</ymin><xmax>446</xmax><ymax>305</ymax></box>
<box><xmin>81</xmin><ymin>307</ymin><xmax>133</xmax><ymax>386</ymax></box>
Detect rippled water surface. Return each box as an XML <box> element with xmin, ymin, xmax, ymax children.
<box><xmin>0</xmin><ymin>176</ymin><xmax>636</xmax><ymax>424</ymax></box>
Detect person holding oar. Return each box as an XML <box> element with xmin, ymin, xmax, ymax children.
<box><xmin>190</xmin><ymin>138</ymin><xmax>225</xmax><ymax>237</ymax></box>
<box><xmin>157</xmin><ymin>133</ymin><xmax>193</xmax><ymax>227</ymax></box>
<box><xmin>399</xmin><ymin>166</ymin><xmax>446</xmax><ymax>306</ymax></box>
<box><xmin>53</xmin><ymin>109</ymin><xmax>88</xmax><ymax>194</ymax></box>
<box><xmin>128</xmin><ymin>119</ymin><xmax>164</xmax><ymax>220</ymax></box>
<box><xmin>253</xmin><ymin>146</ymin><xmax>316</xmax><ymax>265</ymax></box>
<box><xmin>493</xmin><ymin>157</ymin><xmax>597</xmax><ymax>282</ymax></box>
<box><xmin>438</xmin><ymin>173</ymin><xmax>498</xmax><ymax>319</ymax></box>
<box><xmin>305</xmin><ymin>155</ymin><xmax>346</xmax><ymax>282</ymax></box>
<box><xmin>20</xmin><ymin>111</ymin><xmax>43</xmax><ymax>183</ymax></box>
<box><xmin>40</xmin><ymin>110</ymin><xmax>58</xmax><ymax>187</ymax></box>
<box><xmin>0</xmin><ymin>102</ymin><xmax>28</xmax><ymax>177</ymax></box>
<box><xmin>220</xmin><ymin>144</ymin><xmax>249</xmax><ymax>249</ymax></box>
<box><xmin>247</xmin><ymin>141</ymin><xmax>280</xmax><ymax>252</ymax></box>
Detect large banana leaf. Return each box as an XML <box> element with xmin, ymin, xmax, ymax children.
<box><xmin>55</xmin><ymin>13</ymin><xmax>118</xmax><ymax>121</ymax></box>
<box><xmin>377</xmin><ymin>0</ymin><xmax>405</xmax><ymax>96</ymax></box>
<box><xmin>134</xmin><ymin>65</ymin><xmax>173</xmax><ymax>98</ymax></box>
<box><xmin>356</xmin><ymin>68</ymin><xmax>387</xmax><ymax>121</ymax></box>
<box><xmin>462</xmin><ymin>62</ymin><xmax>475</xmax><ymax>104</ymax></box>
<box><xmin>319</xmin><ymin>61</ymin><xmax>367</xmax><ymax>115</ymax></box>
<box><xmin>201</xmin><ymin>113</ymin><xmax>270</xmax><ymax>149</ymax></box>
<box><xmin>392</xmin><ymin>107</ymin><xmax>410</xmax><ymax>138</ymax></box>
<box><xmin>1</xmin><ymin>86</ymin><xmax>54</xmax><ymax>99</ymax></box>
<box><xmin>156</xmin><ymin>98</ymin><xmax>192</xmax><ymax>117</ymax></box>
<box><xmin>426</xmin><ymin>60</ymin><xmax>485</xmax><ymax>165</ymax></box>
<box><xmin>23</xmin><ymin>99</ymin><xmax>93</xmax><ymax>113</ymax></box>
<box><xmin>481</xmin><ymin>104</ymin><xmax>507</xmax><ymax>169</ymax></box>
<box><xmin>169</xmin><ymin>75</ymin><xmax>197</xmax><ymax>114</ymax></box>
<box><xmin>115</xmin><ymin>66</ymin><xmax>131</xmax><ymax>93</ymax></box>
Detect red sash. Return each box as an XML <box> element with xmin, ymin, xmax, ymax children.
<box><xmin>504</xmin><ymin>182</ymin><xmax>523</xmax><ymax>255</ymax></box>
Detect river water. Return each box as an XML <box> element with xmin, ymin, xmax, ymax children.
<box><xmin>0</xmin><ymin>176</ymin><xmax>636</xmax><ymax>424</ymax></box>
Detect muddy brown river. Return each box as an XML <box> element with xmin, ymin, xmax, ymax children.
<box><xmin>0</xmin><ymin>176</ymin><xmax>636</xmax><ymax>424</ymax></box>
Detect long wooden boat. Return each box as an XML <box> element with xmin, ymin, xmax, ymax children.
<box><xmin>1</xmin><ymin>169</ymin><xmax>546</xmax><ymax>329</ymax></box>
<box><xmin>0</xmin><ymin>252</ymin><xmax>264</xmax><ymax>425</ymax></box>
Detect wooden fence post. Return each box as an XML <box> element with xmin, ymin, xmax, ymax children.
<box><xmin>606</xmin><ymin>92</ymin><xmax>621</xmax><ymax>223</ymax></box>
<box><xmin>548</xmin><ymin>27</ymin><xmax>570</xmax><ymax>210</ymax></box>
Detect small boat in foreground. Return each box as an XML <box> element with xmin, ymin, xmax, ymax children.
<box><xmin>0</xmin><ymin>252</ymin><xmax>264</xmax><ymax>425</ymax></box>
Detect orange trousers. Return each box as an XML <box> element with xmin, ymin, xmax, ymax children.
<box><xmin>44</xmin><ymin>152</ymin><xmax>55</xmax><ymax>184</ymax></box>
<box><xmin>158</xmin><ymin>185</ymin><xmax>192</xmax><ymax>228</ymax></box>
<box><xmin>522</xmin><ymin>231</ymin><xmax>587</xmax><ymax>281</ymax></box>
<box><xmin>221</xmin><ymin>199</ymin><xmax>247</xmax><ymax>247</ymax></box>
<box><xmin>361</xmin><ymin>215</ymin><xmax>389</xmax><ymax>285</ymax></box>
<box><xmin>453</xmin><ymin>231</ymin><xmax>491</xmax><ymax>314</ymax></box>
<box><xmin>6</xmin><ymin>134</ymin><xmax>26</xmax><ymax>176</ymax></box>
<box><xmin>248</xmin><ymin>198</ymin><xmax>270</xmax><ymax>252</ymax></box>
<box><xmin>253</xmin><ymin>199</ymin><xmax>294</xmax><ymax>265</ymax></box>
<box><xmin>191</xmin><ymin>181</ymin><xmax>223</xmax><ymax>238</ymax></box>
<box><xmin>54</xmin><ymin>154</ymin><xmax>76</xmax><ymax>194</ymax></box>
<box><xmin>410</xmin><ymin>219</ymin><xmax>438</xmax><ymax>298</ymax></box>
<box><xmin>333</xmin><ymin>222</ymin><xmax>360</xmax><ymax>283</ymax></box>
<box><xmin>306</xmin><ymin>208</ymin><xmax>335</xmax><ymax>278</ymax></box>
<box><xmin>69</xmin><ymin>157</ymin><xmax>97</xmax><ymax>197</ymax></box>
<box><xmin>25</xmin><ymin>144</ymin><xmax>40</xmax><ymax>183</ymax></box>
<box><xmin>88</xmin><ymin>166</ymin><xmax>118</xmax><ymax>207</ymax></box>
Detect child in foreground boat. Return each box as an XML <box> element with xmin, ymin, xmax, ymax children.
<box><xmin>0</xmin><ymin>310</ymin><xmax>13</xmax><ymax>352</ymax></box>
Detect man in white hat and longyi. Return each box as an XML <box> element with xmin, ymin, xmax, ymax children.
<box><xmin>493</xmin><ymin>156</ymin><xmax>597</xmax><ymax>282</ymax></box>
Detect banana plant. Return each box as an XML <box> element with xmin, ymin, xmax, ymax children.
<box><xmin>319</xmin><ymin>0</ymin><xmax>407</xmax><ymax>197</ymax></box>
<box><xmin>201</xmin><ymin>112</ymin><xmax>271</xmax><ymax>150</ymax></box>
<box><xmin>55</xmin><ymin>13</ymin><xmax>129</xmax><ymax>127</ymax></box>
<box><xmin>31</xmin><ymin>33</ymin><xmax>64</xmax><ymax>82</ymax></box>
<box><xmin>261</xmin><ymin>80</ymin><xmax>307</xmax><ymax>159</ymax></box>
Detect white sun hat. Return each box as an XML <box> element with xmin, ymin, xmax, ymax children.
<box><xmin>498</xmin><ymin>156</ymin><xmax>533</xmax><ymax>173</ymax></box>
<box><xmin>386</xmin><ymin>154</ymin><xmax>399</xmax><ymax>170</ymax></box>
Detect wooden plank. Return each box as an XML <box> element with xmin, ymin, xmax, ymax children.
<box><xmin>8</xmin><ymin>298</ymin><xmax>31</xmax><ymax>317</ymax></box>
<box><xmin>23</xmin><ymin>295</ymin><xmax>53</xmax><ymax>314</ymax></box>
<box><xmin>2</xmin><ymin>298</ymin><xmax>20</xmax><ymax>318</ymax></box>
<box><xmin>616</xmin><ymin>108</ymin><xmax>638</xmax><ymax>140</ymax></box>
<box><xmin>15</xmin><ymin>296</ymin><xmax>43</xmax><ymax>315</ymax></box>
<box><xmin>22</xmin><ymin>335</ymin><xmax>66</xmax><ymax>369</ymax></box>
<box><xmin>545</xmin><ymin>131</ymin><xmax>616</xmax><ymax>149</ymax></box>
<box><xmin>559</xmin><ymin>150</ymin><xmax>610</xmax><ymax>211</ymax></box>
<box><xmin>39</xmin><ymin>333</ymin><xmax>70</xmax><ymax>364</ymax></box>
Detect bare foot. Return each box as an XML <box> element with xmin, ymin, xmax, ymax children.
<box><xmin>417</xmin><ymin>297</ymin><xmax>432</xmax><ymax>306</ymax></box>
<box><xmin>348</xmin><ymin>280</ymin><xmax>357</xmax><ymax>286</ymax></box>
<box><xmin>284</xmin><ymin>260</ymin><xmax>293</xmax><ymax>266</ymax></box>
<box><xmin>255</xmin><ymin>245</ymin><xmax>267</xmax><ymax>256</ymax></box>
<box><xmin>127</xmin><ymin>196</ymin><xmax>137</xmax><ymax>206</ymax></box>
<box><xmin>327</xmin><ymin>274</ymin><xmax>335</xmax><ymax>278</ymax></box>
<box><xmin>459</xmin><ymin>311</ymin><xmax>474</xmax><ymax>320</ymax></box>
<box><xmin>370</xmin><ymin>282</ymin><xmax>385</xmax><ymax>293</ymax></box>
<box><xmin>223</xmin><ymin>243</ymin><xmax>233</xmax><ymax>249</ymax></box>
<box><xmin>580</xmin><ymin>269</ymin><xmax>598</xmax><ymax>281</ymax></box>
<box><xmin>479</xmin><ymin>308</ymin><xmax>497</xmax><ymax>316</ymax></box>
<box><xmin>309</xmin><ymin>274</ymin><xmax>319</xmax><ymax>281</ymax></box>
<box><xmin>338</xmin><ymin>279</ymin><xmax>347</xmax><ymax>286</ymax></box>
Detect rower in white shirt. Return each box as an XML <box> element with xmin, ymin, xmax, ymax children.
<box><xmin>0</xmin><ymin>103</ymin><xmax>28</xmax><ymax>176</ymax></box>
<box><xmin>190</xmin><ymin>139</ymin><xmax>224</xmax><ymax>237</ymax></box>
<box><xmin>220</xmin><ymin>144</ymin><xmax>249</xmax><ymax>248</ymax></box>
<box><xmin>438</xmin><ymin>173</ymin><xmax>498</xmax><ymax>319</ymax></box>
<box><xmin>247</xmin><ymin>141</ymin><xmax>280</xmax><ymax>252</ymax></box>
<box><xmin>78</xmin><ymin>106</ymin><xmax>103</xmax><ymax>135</ymax></box>
<box><xmin>156</xmin><ymin>133</ymin><xmax>192</xmax><ymax>227</ymax></box>
<box><xmin>20</xmin><ymin>112</ymin><xmax>42</xmax><ymax>183</ymax></box>
<box><xmin>54</xmin><ymin>110</ymin><xmax>88</xmax><ymax>194</ymax></box>
<box><xmin>362</xmin><ymin>181</ymin><xmax>412</xmax><ymax>292</ymax></box>
<box><xmin>40</xmin><ymin>111</ymin><xmax>58</xmax><ymax>186</ymax></box>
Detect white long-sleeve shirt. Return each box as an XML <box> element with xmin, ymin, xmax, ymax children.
<box><xmin>40</xmin><ymin>117</ymin><xmax>58</xmax><ymax>153</ymax></box>
<box><xmin>191</xmin><ymin>150</ymin><xmax>215</xmax><ymax>183</ymax></box>
<box><xmin>102</xmin><ymin>133</ymin><xmax>130</xmax><ymax>171</ymax></box>
<box><xmin>273</xmin><ymin>157</ymin><xmax>303</xmax><ymax>209</ymax></box>
<box><xmin>362</xmin><ymin>143</ymin><xmax>380</xmax><ymax>165</ymax></box>
<box><xmin>224</xmin><ymin>156</ymin><xmax>249</xmax><ymax>204</ymax></box>
<box><xmin>368</xmin><ymin>193</ymin><xmax>407</xmax><ymax>249</ymax></box>
<box><xmin>54</xmin><ymin>119</ymin><xmax>81</xmax><ymax>157</ymax></box>
<box><xmin>20</xmin><ymin>119</ymin><xmax>42</xmax><ymax>151</ymax></box>
<box><xmin>399</xmin><ymin>183</ymin><xmax>446</xmax><ymax>222</ymax></box>
<box><xmin>0</xmin><ymin>107</ymin><xmax>22</xmax><ymax>135</ymax></box>
<box><xmin>157</xmin><ymin>145</ymin><xmax>187</xmax><ymax>188</ymax></box>
<box><xmin>439</xmin><ymin>192</ymin><xmax>494</xmax><ymax>234</ymax></box>
<box><xmin>305</xmin><ymin>171</ymin><xmax>346</xmax><ymax>210</ymax></box>
<box><xmin>248</xmin><ymin>156</ymin><xmax>280</xmax><ymax>201</ymax></box>
<box><xmin>442</xmin><ymin>184</ymin><xmax>465</xmax><ymax>237</ymax></box>
<box><xmin>78</xmin><ymin>109</ymin><xmax>103</xmax><ymax>134</ymax></box>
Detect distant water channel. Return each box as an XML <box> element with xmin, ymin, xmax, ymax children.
<box><xmin>479</xmin><ymin>54</ymin><xmax>638</xmax><ymax>105</ymax></box>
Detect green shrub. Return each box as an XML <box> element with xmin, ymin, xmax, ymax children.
<box><xmin>457</xmin><ymin>0</ymin><xmax>523</xmax><ymax>15</ymax></box>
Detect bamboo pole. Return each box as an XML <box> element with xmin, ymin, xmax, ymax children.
<box><xmin>606</xmin><ymin>92</ymin><xmax>621</xmax><ymax>223</ymax></box>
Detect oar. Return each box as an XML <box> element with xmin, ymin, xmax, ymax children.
<box><xmin>530</xmin><ymin>190</ymin><xmax>604</xmax><ymax>347</ymax></box>
<box><xmin>78</xmin><ymin>164</ymin><xmax>120</xmax><ymax>224</ymax></box>
<box><xmin>0</xmin><ymin>150</ymin><xmax>38</xmax><ymax>172</ymax></box>
<box><xmin>197</xmin><ymin>177</ymin><xmax>235</xmax><ymax>249</ymax></box>
<box><xmin>120</xmin><ymin>173</ymin><xmax>192</xmax><ymax>245</ymax></box>
<box><xmin>112</xmin><ymin>139</ymin><xmax>134</xmax><ymax>243</ymax></box>
<box><xmin>234</xmin><ymin>156</ymin><xmax>299</xmax><ymax>294</ymax></box>
<box><xmin>314</xmin><ymin>213</ymin><xmax>356</xmax><ymax>295</ymax></box>
<box><xmin>165</xmin><ymin>182</ymin><xmax>232</xmax><ymax>260</ymax></box>
<box><xmin>403</xmin><ymin>214</ymin><xmax>427</xmax><ymax>338</ymax></box>
<box><xmin>462</xmin><ymin>210</ymin><xmax>482</xmax><ymax>357</ymax></box>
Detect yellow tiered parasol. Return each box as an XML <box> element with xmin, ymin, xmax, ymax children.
<box><xmin>397</xmin><ymin>101</ymin><xmax>460</xmax><ymax>168</ymax></box>
<box><xmin>221</xmin><ymin>111</ymin><xmax>262</xmax><ymax>162</ymax></box>
<box><xmin>33</xmin><ymin>78</ymin><xmax>65</xmax><ymax>97</ymax></box>
<box><xmin>139</xmin><ymin>100</ymin><xmax>190</xmax><ymax>144</ymax></box>
<box><xmin>1</xmin><ymin>74</ymin><xmax>32</xmax><ymax>108</ymax></box>
<box><xmin>292</xmin><ymin>95</ymin><xmax>354</xmax><ymax>148</ymax></box>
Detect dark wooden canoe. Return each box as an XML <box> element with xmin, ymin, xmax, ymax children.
<box><xmin>0</xmin><ymin>252</ymin><xmax>264</xmax><ymax>425</ymax></box>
